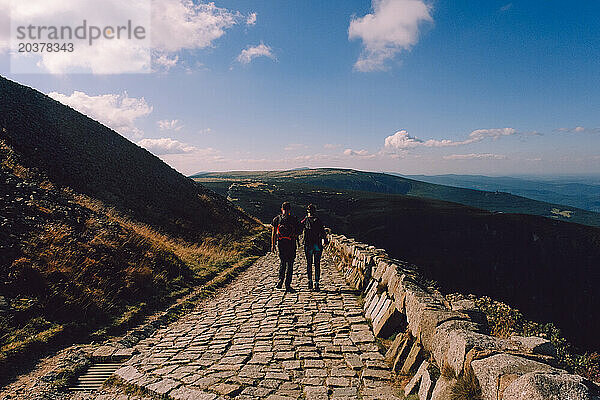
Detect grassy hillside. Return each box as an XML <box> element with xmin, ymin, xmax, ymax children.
<box><xmin>194</xmin><ymin>169</ymin><xmax>600</xmax><ymax>227</ymax></box>
<box><xmin>195</xmin><ymin>174</ymin><xmax>600</xmax><ymax>353</ymax></box>
<box><xmin>0</xmin><ymin>76</ymin><xmax>268</xmax><ymax>381</ymax></box>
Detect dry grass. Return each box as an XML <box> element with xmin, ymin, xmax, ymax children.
<box><xmin>72</xmin><ymin>193</ymin><xmax>264</xmax><ymax>280</ymax></box>
<box><xmin>0</xmin><ymin>149</ymin><xmax>269</xmax><ymax>380</ymax></box>
<box><xmin>441</xmin><ymin>361</ymin><xmax>457</xmax><ymax>380</ymax></box>
<box><xmin>450</xmin><ymin>369</ymin><xmax>482</xmax><ymax>400</ymax></box>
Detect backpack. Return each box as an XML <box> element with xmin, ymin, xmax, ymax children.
<box><xmin>303</xmin><ymin>216</ymin><xmax>322</xmax><ymax>246</ymax></box>
<box><xmin>277</xmin><ymin>215</ymin><xmax>296</xmax><ymax>241</ymax></box>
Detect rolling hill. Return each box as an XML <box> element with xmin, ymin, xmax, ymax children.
<box><xmin>193</xmin><ymin>169</ymin><xmax>600</xmax><ymax>227</ymax></box>
<box><xmin>0</xmin><ymin>76</ymin><xmax>268</xmax><ymax>381</ymax></box>
<box><xmin>195</xmin><ymin>171</ymin><xmax>600</xmax><ymax>352</ymax></box>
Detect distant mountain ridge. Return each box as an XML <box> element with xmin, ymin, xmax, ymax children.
<box><xmin>402</xmin><ymin>173</ymin><xmax>600</xmax><ymax>213</ymax></box>
<box><xmin>193</xmin><ymin>168</ymin><xmax>600</xmax><ymax>227</ymax></box>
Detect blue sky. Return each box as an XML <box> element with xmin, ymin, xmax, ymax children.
<box><xmin>1</xmin><ymin>0</ymin><xmax>599</xmax><ymax>176</ymax></box>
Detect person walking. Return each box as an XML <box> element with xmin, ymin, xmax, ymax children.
<box><xmin>301</xmin><ymin>204</ymin><xmax>328</xmax><ymax>291</ymax></box>
<box><xmin>272</xmin><ymin>201</ymin><xmax>301</xmax><ymax>292</ymax></box>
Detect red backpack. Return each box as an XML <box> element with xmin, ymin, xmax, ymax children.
<box><xmin>277</xmin><ymin>215</ymin><xmax>296</xmax><ymax>240</ymax></box>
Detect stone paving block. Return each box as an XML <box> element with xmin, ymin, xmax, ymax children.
<box><xmin>265</xmin><ymin>371</ymin><xmax>291</xmax><ymax>380</ymax></box>
<box><xmin>345</xmin><ymin>353</ymin><xmax>364</xmax><ymax>370</ymax></box>
<box><xmin>361</xmin><ymin>368</ymin><xmax>392</xmax><ymax>381</ymax></box>
<box><xmin>194</xmin><ymin>376</ymin><xmax>221</xmax><ymax>389</ymax></box>
<box><xmin>385</xmin><ymin>334</ymin><xmax>407</xmax><ymax>363</ymax></box>
<box><xmin>212</xmin><ymin>382</ymin><xmax>242</xmax><ymax>396</ymax></box>
<box><xmin>404</xmin><ymin>360</ymin><xmax>428</xmax><ymax>396</ymax></box>
<box><xmin>331</xmin><ymin>387</ymin><xmax>358</xmax><ymax>398</ymax></box>
<box><xmin>303</xmin><ymin>359</ymin><xmax>325</xmax><ymax>368</ymax></box>
<box><xmin>400</xmin><ymin>341</ymin><xmax>423</xmax><ymax>375</ymax></box>
<box><xmin>304</xmin><ymin>386</ymin><xmax>328</xmax><ymax>400</ymax></box>
<box><xmin>326</xmin><ymin>377</ymin><xmax>352</xmax><ymax>387</ymax></box>
<box><xmin>170</xmin><ymin>386</ymin><xmax>217</xmax><ymax>400</ymax></box>
<box><xmin>92</xmin><ymin>345</ymin><xmax>116</xmax><ymax>359</ymax></box>
<box><xmin>146</xmin><ymin>378</ymin><xmax>180</xmax><ymax>396</ymax></box>
<box><xmin>265</xmin><ymin>395</ymin><xmax>296</xmax><ymax>400</ymax></box>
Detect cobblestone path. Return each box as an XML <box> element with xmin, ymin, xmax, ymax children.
<box><xmin>112</xmin><ymin>249</ymin><xmax>403</xmax><ymax>400</ymax></box>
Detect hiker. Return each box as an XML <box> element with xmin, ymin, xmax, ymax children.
<box><xmin>302</xmin><ymin>204</ymin><xmax>328</xmax><ymax>291</ymax></box>
<box><xmin>271</xmin><ymin>201</ymin><xmax>301</xmax><ymax>292</ymax></box>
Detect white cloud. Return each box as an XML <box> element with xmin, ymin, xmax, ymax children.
<box><xmin>343</xmin><ymin>148</ymin><xmax>374</xmax><ymax>158</ymax></box>
<box><xmin>153</xmin><ymin>53</ymin><xmax>179</xmax><ymax>71</ymax></box>
<box><xmin>384</xmin><ymin>128</ymin><xmax>519</xmax><ymax>150</ymax></box>
<box><xmin>237</xmin><ymin>43</ymin><xmax>276</xmax><ymax>64</ymax></box>
<box><xmin>384</xmin><ymin>130</ymin><xmax>423</xmax><ymax>149</ymax></box>
<box><xmin>500</xmin><ymin>3</ymin><xmax>513</xmax><ymax>12</ymax></box>
<box><xmin>443</xmin><ymin>153</ymin><xmax>507</xmax><ymax>160</ymax></box>
<box><xmin>48</xmin><ymin>91</ymin><xmax>152</xmax><ymax>139</ymax></box>
<box><xmin>0</xmin><ymin>0</ymin><xmax>8</xmax><ymax>54</ymax></box>
<box><xmin>138</xmin><ymin>137</ymin><xmax>197</xmax><ymax>155</ymax></box>
<box><xmin>151</xmin><ymin>0</ymin><xmax>240</xmax><ymax>53</ymax></box>
<box><xmin>157</xmin><ymin>119</ymin><xmax>183</xmax><ymax>131</ymax></box>
<box><xmin>246</xmin><ymin>12</ymin><xmax>257</xmax><ymax>26</ymax></box>
<box><xmin>9</xmin><ymin>0</ymin><xmax>151</xmax><ymax>74</ymax></box>
<box><xmin>348</xmin><ymin>0</ymin><xmax>433</xmax><ymax>72</ymax></box>
<box><xmin>284</xmin><ymin>143</ymin><xmax>308</xmax><ymax>151</ymax></box>
<box><xmin>467</xmin><ymin>127</ymin><xmax>517</xmax><ymax>141</ymax></box>
<box><xmin>558</xmin><ymin>126</ymin><xmax>599</xmax><ymax>134</ymax></box>
<box><xmin>324</xmin><ymin>143</ymin><xmax>341</xmax><ymax>150</ymax></box>
<box><xmin>6</xmin><ymin>0</ymin><xmax>255</xmax><ymax>73</ymax></box>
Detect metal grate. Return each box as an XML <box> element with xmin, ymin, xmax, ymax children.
<box><xmin>69</xmin><ymin>362</ymin><xmax>122</xmax><ymax>391</ymax></box>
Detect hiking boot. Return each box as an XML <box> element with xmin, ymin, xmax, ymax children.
<box><xmin>276</xmin><ymin>281</ymin><xmax>283</xmax><ymax>290</ymax></box>
<box><xmin>308</xmin><ymin>280</ymin><xmax>313</xmax><ymax>290</ymax></box>
<box><xmin>314</xmin><ymin>282</ymin><xmax>320</xmax><ymax>291</ymax></box>
<box><xmin>285</xmin><ymin>286</ymin><xmax>296</xmax><ymax>293</ymax></box>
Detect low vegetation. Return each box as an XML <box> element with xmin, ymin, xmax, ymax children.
<box><xmin>474</xmin><ymin>295</ymin><xmax>600</xmax><ymax>383</ymax></box>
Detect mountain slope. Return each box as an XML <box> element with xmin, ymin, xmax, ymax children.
<box><xmin>0</xmin><ymin>76</ymin><xmax>258</xmax><ymax>241</ymax></box>
<box><xmin>195</xmin><ymin>173</ymin><xmax>600</xmax><ymax>352</ymax></box>
<box><xmin>194</xmin><ymin>169</ymin><xmax>600</xmax><ymax>227</ymax></box>
<box><xmin>0</xmin><ymin>76</ymin><xmax>267</xmax><ymax>381</ymax></box>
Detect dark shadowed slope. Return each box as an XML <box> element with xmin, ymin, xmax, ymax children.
<box><xmin>194</xmin><ymin>169</ymin><xmax>600</xmax><ymax>227</ymax></box>
<box><xmin>0</xmin><ymin>75</ymin><xmax>257</xmax><ymax>242</ymax></box>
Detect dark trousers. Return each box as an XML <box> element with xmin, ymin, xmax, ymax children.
<box><xmin>278</xmin><ymin>258</ymin><xmax>294</xmax><ymax>288</ymax></box>
<box><xmin>305</xmin><ymin>244</ymin><xmax>322</xmax><ymax>283</ymax></box>
<box><xmin>278</xmin><ymin>240</ymin><xmax>296</xmax><ymax>288</ymax></box>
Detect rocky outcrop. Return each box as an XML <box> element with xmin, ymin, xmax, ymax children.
<box><xmin>328</xmin><ymin>233</ymin><xmax>598</xmax><ymax>400</ymax></box>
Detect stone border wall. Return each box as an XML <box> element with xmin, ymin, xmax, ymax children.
<box><xmin>328</xmin><ymin>233</ymin><xmax>597</xmax><ymax>400</ymax></box>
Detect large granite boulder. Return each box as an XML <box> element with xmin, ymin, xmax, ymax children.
<box><xmin>431</xmin><ymin>320</ymin><xmax>500</xmax><ymax>377</ymax></box>
<box><xmin>509</xmin><ymin>335</ymin><xmax>557</xmax><ymax>358</ymax></box>
<box><xmin>471</xmin><ymin>354</ymin><xmax>560</xmax><ymax>400</ymax></box>
<box><xmin>502</xmin><ymin>371</ymin><xmax>594</xmax><ymax>400</ymax></box>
